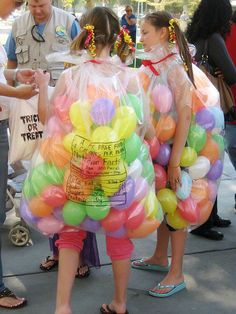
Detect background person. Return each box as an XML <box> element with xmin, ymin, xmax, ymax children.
<box><xmin>6</xmin><ymin>0</ymin><xmax>80</xmax><ymax>87</ymax></box>
<box><xmin>0</xmin><ymin>0</ymin><xmax>37</xmax><ymax>309</ymax></box>
<box><xmin>121</xmin><ymin>5</ymin><xmax>137</xmax><ymax>44</ymax></box>
<box><xmin>186</xmin><ymin>0</ymin><xmax>235</xmax><ymax>240</ymax></box>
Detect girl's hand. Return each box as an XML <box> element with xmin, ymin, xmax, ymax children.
<box><xmin>34</xmin><ymin>69</ymin><xmax>50</xmax><ymax>88</ymax></box>
<box><xmin>15</xmin><ymin>84</ymin><xmax>38</xmax><ymax>99</ymax></box>
<box><xmin>167</xmin><ymin>165</ymin><xmax>182</xmax><ymax>192</ymax></box>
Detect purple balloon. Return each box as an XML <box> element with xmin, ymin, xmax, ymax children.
<box><xmin>109</xmin><ymin>176</ymin><xmax>135</xmax><ymax>210</ymax></box>
<box><xmin>106</xmin><ymin>225</ymin><xmax>126</xmax><ymax>238</ymax></box>
<box><xmin>207</xmin><ymin>159</ymin><xmax>223</xmax><ymax>180</ymax></box>
<box><xmin>155</xmin><ymin>143</ymin><xmax>171</xmax><ymax>166</ymax></box>
<box><xmin>53</xmin><ymin>206</ymin><xmax>63</xmax><ymax>221</ymax></box>
<box><xmin>196</xmin><ymin>109</ymin><xmax>215</xmax><ymax>130</ymax></box>
<box><xmin>20</xmin><ymin>199</ymin><xmax>39</xmax><ymax>224</ymax></box>
<box><xmin>80</xmin><ymin>217</ymin><xmax>101</xmax><ymax>233</ymax></box>
<box><xmin>91</xmin><ymin>98</ymin><xmax>116</xmax><ymax>125</ymax></box>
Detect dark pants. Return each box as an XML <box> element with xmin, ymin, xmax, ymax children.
<box><xmin>193</xmin><ymin>198</ymin><xmax>218</xmax><ymax>232</ymax></box>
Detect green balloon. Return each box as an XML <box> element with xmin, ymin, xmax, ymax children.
<box><xmin>62</xmin><ymin>201</ymin><xmax>86</xmax><ymax>226</ymax></box>
<box><xmin>23</xmin><ymin>178</ymin><xmax>36</xmax><ymax>200</ymax></box>
<box><xmin>212</xmin><ymin>133</ymin><xmax>225</xmax><ymax>152</ymax></box>
<box><xmin>142</xmin><ymin>160</ymin><xmax>155</xmax><ymax>185</ymax></box>
<box><xmin>187</xmin><ymin>124</ymin><xmax>207</xmax><ymax>152</ymax></box>
<box><xmin>47</xmin><ymin>165</ymin><xmax>65</xmax><ymax>185</ymax></box>
<box><xmin>86</xmin><ymin>189</ymin><xmax>110</xmax><ymax>220</ymax></box>
<box><xmin>121</xmin><ymin>93</ymin><xmax>144</xmax><ymax>122</ymax></box>
<box><xmin>124</xmin><ymin>132</ymin><xmax>142</xmax><ymax>164</ymax></box>
<box><xmin>138</xmin><ymin>143</ymin><xmax>149</xmax><ymax>162</ymax></box>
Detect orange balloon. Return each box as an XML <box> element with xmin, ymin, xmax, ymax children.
<box><xmin>63</xmin><ymin>168</ymin><xmax>94</xmax><ymax>202</ymax></box>
<box><xmin>29</xmin><ymin>196</ymin><xmax>53</xmax><ymax>217</ymax></box>
<box><xmin>127</xmin><ymin>218</ymin><xmax>160</xmax><ymax>238</ymax></box>
<box><xmin>87</xmin><ymin>84</ymin><xmax>119</xmax><ymax>106</ymax></box>
<box><xmin>197</xmin><ymin>199</ymin><xmax>213</xmax><ymax>225</ymax></box>
<box><xmin>199</xmin><ymin>138</ymin><xmax>219</xmax><ymax>164</ymax></box>
<box><xmin>156</xmin><ymin>115</ymin><xmax>176</xmax><ymax>143</ymax></box>
<box><xmin>139</xmin><ymin>72</ymin><xmax>150</xmax><ymax>92</ymax></box>
<box><xmin>192</xmin><ymin>90</ymin><xmax>205</xmax><ymax>113</ymax></box>
<box><xmin>40</xmin><ymin>135</ymin><xmax>72</xmax><ymax>168</ymax></box>
<box><xmin>191</xmin><ymin>179</ymin><xmax>208</xmax><ymax>204</ymax></box>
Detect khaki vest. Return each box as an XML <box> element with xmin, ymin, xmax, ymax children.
<box><xmin>12</xmin><ymin>6</ymin><xmax>75</xmax><ymax>86</ymax></box>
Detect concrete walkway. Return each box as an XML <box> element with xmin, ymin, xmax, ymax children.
<box><xmin>1</xmin><ymin>154</ymin><xmax>236</xmax><ymax>314</ymax></box>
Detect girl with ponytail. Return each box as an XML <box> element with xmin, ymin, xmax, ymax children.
<box><xmin>34</xmin><ymin>6</ymin><xmax>157</xmax><ymax>314</ymax></box>
<box><xmin>132</xmin><ymin>11</ymin><xmax>223</xmax><ymax>298</ymax></box>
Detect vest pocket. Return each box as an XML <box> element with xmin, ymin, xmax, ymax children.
<box><xmin>15</xmin><ymin>45</ymin><xmax>29</xmax><ymax>64</ymax></box>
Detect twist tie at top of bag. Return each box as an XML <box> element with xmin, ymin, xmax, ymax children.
<box><xmin>168</xmin><ymin>18</ymin><xmax>178</xmax><ymax>44</ymax></box>
<box><xmin>114</xmin><ymin>26</ymin><xmax>135</xmax><ymax>53</ymax></box>
<box><xmin>84</xmin><ymin>24</ymin><xmax>96</xmax><ymax>57</ymax></box>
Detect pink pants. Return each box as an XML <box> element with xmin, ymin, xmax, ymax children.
<box><xmin>56</xmin><ymin>231</ymin><xmax>134</xmax><ymax>261</ymax></box>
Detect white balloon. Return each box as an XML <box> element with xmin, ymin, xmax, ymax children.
<box><xmin>188</xmin><ymin>156</ymin><xmax>211</xmax><ymax>180</ymax></box>
<box><xmin>128</xmin><ymin>159</ymin><xmax>143</xmax><ymax>180</ymax></box>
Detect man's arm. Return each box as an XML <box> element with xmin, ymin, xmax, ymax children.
<box><xmin>5</xmin><ymin>31</ymin><xmax>18</xmax><ymax>85</ymax></box>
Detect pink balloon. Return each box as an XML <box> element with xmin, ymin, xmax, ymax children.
<box><xmin>47</xmin><ymin>116</ymin><xmax>64</xmax><ymax>136</ymax></box>
<box><xmin>178</xmin><ymin>197</ymin><xmax>199</xmax><ymax>223</ymax></box>
<box><xmin>125</xmin><ymin>201</ymin><xmax>145</xmax><ymax>230</ymax></box>
<box><xmin>37</xmin><ymin>216</ymin><xmax>64</xmax><ymax>235</ymax></box>
<box><xmin>53</xmin><ymin>95</ymin><xmax>73</xmax><ymax>124</ymax></box>
<box><xmin>101</xmin><ymin>209</ymin><xmax>126</xmax><ymax>232</ymax></box>
<box><xmin>42</xmin><ymin>185</ymin><xmax>67</xmax><ymax>207</ymax></box>
<box><xmin>151</xmin><ymin>84</ymin><xmax>173</xmax><ymax>113</ymax></box>
<box><xmin>154</xmin><ymin>164</ymin><xmax>167</xmax><ymax>190</ymax></box>
<box><xmin>134</xmin><ymin>177</ymin><xmax>148</xmax><ymax>201</ymax></box>
<box><xmin>146</xmin><ymin>137</ymin><xmax>160</xmax><ymax>159</ymax></box>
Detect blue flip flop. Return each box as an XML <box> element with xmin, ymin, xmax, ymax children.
<box><xmin>131</xmin><ymin>258</ymin><xmax>170</xmax><ymax>272</ymax></box>
<box><xmin>148</xmin><ymin>281</ymin><xmax>186</xmax><ymax>298</ymax></box>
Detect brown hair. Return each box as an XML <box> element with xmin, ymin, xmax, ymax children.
<box><xmin>71</xmin><ymin>6</ymin><xmax>133</xmax><ymax>62</ymax></box>
<box><xmin>145</xmin><ymin>11</ymin><xmax>195</xmax><ymax>86</ymax></box>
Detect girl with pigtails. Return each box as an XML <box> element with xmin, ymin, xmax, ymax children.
<box><xmin>27</xmin><ymin>6</ymin><xmax>161</xmax><ymax>314</ymax></box>
<box><xmin>132</xmin><ymin>11</ymin><xmax>224</xmax><ymax>298</ymax></box>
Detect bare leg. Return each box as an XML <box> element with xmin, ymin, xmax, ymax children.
<box><xmin>55</xmin><ymin>248</ymin><xmax>80</xmax><ymax>314</ymax></box>
<box><xmin>133</xmin><ymin>222</ymin><xmax>170</xmax><ymax>267</ymax></box>
<box><xmin>151</xmin><ymin>229</ymin><xmax>187</xmax><ymax>294</ymax></box>
<box><xmin>101</xmin><ymin>259</ymin><xmax>130</xmax><ymax>314</ymax></box>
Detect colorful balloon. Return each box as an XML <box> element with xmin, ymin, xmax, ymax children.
<box><xmin>62</xmin><ymin>201</ymin><xmax>86</xmax><ymax>226</ymax></box>
<box><xmin>80</xmin><ymin>217</ymin><xmax>101</xmax><ymax>233</ymax></box>
<box><xmin>208</xmin><ymin>180</ymin><xmax>217</xmax><ymax>202</ymax></box>
<box><xmin>154</xmin><ymin>164</ymin><xmax>167</xmax><ymax>190</ymax></box>
<box><xmin>206</xmin><ymin>159</ymin><xmax>223</xmax><ymax>180</ymax></box>
<box><xmin>121</xmin><ymin>93</ymin><xmax>144</xmax><ymax>122</ymax></box>
<box><xmin>195</xmin><ymin>108</ymin><xmax>215</xmax><ymax>130</ymax></box>
<box><xmin>86</xmin><ymin>189</ymin><xmax>110</xmax><ymax>220</ymax></box>
<box><xmin>42</xmin><ymin>185</ymin><xmax>67</xmax><ymax>207</ymax></box>
<box><xmin>78</xmin><ymin>153</ymin><xmax>104</xmax><ymax>179</ymax></box>
<box><xmin>101</xmin><ymin>209</ymin><xmax>126</xmax><ymax>232</ymax></box>
<box><xmin>188</xmin><ymin>156</ymin><xmax>211</xmax><ymax>180</ymax></box>
<box><xmin>142</xmin><ymin>160</ymin><xmax>155</xmax><ymax>185</ymax></box>
<box><xmin>106</xmin><ymin>225</ymin><xmax>126</xmax><ymax>238</ymax></box>
<box><xmin>127</xmin><ymin>218</ymin><xmax>160</xmax><ymax>238</ymax></box>
<box><xmin>166</xmin><ymin>210</ymin><xmax>188</xmax><ymax>230</ymax></box>
<box><xmin>155</xmin><ymin>143</ymin><xmax>171</xmax><ymax>166</ymax></box>
<box><xmin>176</xmin><ymin>171</ymin><xmax>192</xmax><ymax>200</ymax></box>
<box><xmin>112</xmin><ymin>106</ymin><xmax>137</xmax><ymax>139</ymax></box>
<box><xmin>146</xmin><ymin>137</ymin><xmax>160</xmax><ymax>160</ymax></box>
<box><xmin>20</xmin><ymin>199</ymin><xmax>39</xmax><ymax>223</ymax></box>
<box><xmin>53</xmin><ymin>94</ymin><xmax>73</xmax><ymax>125</ymax></box>
<box><xmin>180</xmin><ymin>147</ymin><xmax>197</xmax><ymax>167</ymax></box>
<box><xmin>29</xmin><ymin>196</ymin><xmax>54</xmax><ymax>217</ymax></box>
<box><xmin>110</xmin><ymin>176</ymin><xmax>135</xmax><ymax>210</ymax></box>
<box><xmin>125</xmin><ymin>201</ymin><xmax>145</xmax><ymax>230</ymax></box>
<box><xmin>157</xmin><ymin>188</ymin><xmax>177</xmax><ymax>214</ymax></box>
<box><xmin>124</xmin><ymin>133</ymin><xmax>142</xmax><ymax>164</ymax></box>
<box><xmin>138</xmin><ymin>143</ymin><xmax>149</xmax><ymax>162</ymax></box>
<box><xmin>200</xmin><ymin>137</ymin><xmax>220</xmax><ymax>164</ymax></box>
<box><xmin>156</xmin><ymin>115</ymin><xmax>176</xmax><ymax>142</ymax></box>
<box><xmin>69</xmin><ymin>100</ymin><xmax>92</xmax><ymax>134</ymax></box>
<box><xmin>151</xmin><ymin>84</ymin><xmax>173</xmax><ymax>114</ymax></box>
<box><xmin>178</xmin><ymin>197</ymin><xmax>198</xmax><ymax>223</ymax></box>
<box><xmin>134</xmin><ymin>177</ymin><xmax>148</xmax><ymax>201</ymax></box>
<box><xmin>128</xmin><ymin>159</ymin><xmax>143</xmax><ymax>180</ymax></box>
<box><xmin>212</xmin><ymin>133</ymin><xmax>225</xmax><ymax>152</ymax></box>
<box><xmin>187</xmin><ymin>124</ymin><xmax>207</xmax><ymax>152</ymax></box>
<box><xmin>144</xmin><ymin>191</ymin><xmax>158</xmax><ymax>218</ymax></box>
<box><xmin>37</xmin><ymin>216</ymin><xmax>64</xmax><ymax>235</ymax></box>
<box><xmin>91</xmin><ymin>97</ymin><xmax>116</xmax><ymax>125</ymax></box>
<box><xmin>191</xmin><ymin>179</ymin><xmax>208</xmax><ymax>204</ymax></box>
<box><xmin>209</xmin><ymin>107</ymin><xmax>224</xmax><ymax>129</ymax></box>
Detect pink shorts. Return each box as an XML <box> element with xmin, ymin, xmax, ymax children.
<box><xmin>56</xmin><ymin>231</ymin><xmax>134</xmax><ymax>261</ymax></box>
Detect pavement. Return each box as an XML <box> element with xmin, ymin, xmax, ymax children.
<box><xmin>1</xmin><ymin>153</ymin><xmax>236</xmax><ymax>314</ymax></box>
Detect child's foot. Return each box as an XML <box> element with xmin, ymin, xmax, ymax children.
<box><xmin>149</xmin><ymin>273</ymin><xmax>185</xmax><ymax>296</ymax></box>
<box><xmin>100</xmin><ymin>301</ymin><xmax>127</xmax><ymax>314</ymax></box>
<box><xmin>132</xmin><ymin>256</ymin><xmax>169</xmax><ymax>268</ymax></box>
<box><xmin>75</xmin><ymin>264</ymin><xmax>90</xmax><ymax>279</ymax></box>
<box><xmin>40</xmin><ymin>255</ymin><xmax>58</xmax><ymax>271</ymax></box>
<box><xmin>0</xmin><ymin>288</ymin><xmax>27</xmax><ymax>309</ymax></box>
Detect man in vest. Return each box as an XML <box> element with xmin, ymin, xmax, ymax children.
<box><xmin>6</xmin><ymin>0</ymin><xmax>80</xmax><ymax>86</ymax></box>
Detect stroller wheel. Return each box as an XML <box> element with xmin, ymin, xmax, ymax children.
<box><xmin>9</xmin><ymin>224</ymin><xmax>30</xmax><ymax>247</ymax></box>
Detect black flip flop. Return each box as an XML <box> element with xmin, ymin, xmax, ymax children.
<box><xmin>76</xmin><ymin>265</ymin><xmax>90</xmax><ymax>279</ymax></box>
<box><xmin>0</xmin><ymin>288</ymin><xmax>27</xmax><ymax>309</ymax></box>
<box><xmin>100</xmin><ymin>304</ymin><xmax>129</xmax><ymax>314</ymax></box>
<box><xmin>40</xmin><ymin>256</ymin><xmax>58</xmax><ymax>271</ymax></box>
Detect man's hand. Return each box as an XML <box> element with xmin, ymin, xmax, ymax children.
<box><xmin>16</xmin><ymin>69</ymin><xmax>35</xmax><ymax>84</ymax></box>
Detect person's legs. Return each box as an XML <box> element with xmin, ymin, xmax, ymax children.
<box><xmin>54</xmin><ymin>230</ymin><xmax>86</xmax><ymax>314</ymax></box>
<box><xmin>149</xmin><ymin>228</ymin><xmax>187</xmax><ymax>296</ymax></box>
<box><xmin>132</xmin><ymin>221</ymin><xmax>170</xmax><ymax>268</ymax></box>
<box><xmin>225</xmin><ymin>123</ymin><xmax>236</xmax><ymax>171</ymax></box>
<box><xmin>100</xmin><ymin>237</ymin><xmax>133</xmax><ymax>314</ymax></box>
<box><xmin>0</xmin><ymin>120</ymin><xmax>8</xmax><ymax>225</ymax></box>
<box><xmin>40</xmin><ymin>235</ymin><xmax>59</xmax><ymax>271</ymax></box>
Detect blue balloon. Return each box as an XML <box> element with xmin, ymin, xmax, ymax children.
<box><xmin>176</xmin><ymin>171</ymin><xmax>192</xmax><ymax>200</ymax></box>
<box><xmin>208</xmin><ymin>107</ymin><xmax>224</xmax><ymax>129</ymax></box>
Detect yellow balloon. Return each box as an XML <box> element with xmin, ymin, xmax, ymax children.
<box><xmin>144</xmin><ymin>191</ymin><xmax>158</xmax><ymax>218</ymax></box>
<box><xmin>69</xmin><ymin>101</ymin><xmax>92</xmax><ymax>134</ymax></box>
<box><xmin>63</xmin><ymin>131</ymin><xmax>90</xmax><ymax>157</ymax></box>
<box><xmin>91</xmin><ymin>126</ymin><xmax>118</xmax><ymax>158</ymax></box>
<box><xmin>157</xmin><ymin>188</ymin><xmax>177</xmax><ymax>214</ymax></box>
<box><xmin>166</xmin><ymin>210</ymin><xmax>188</xmax><ymax>230</ymax></box>
<box><xmin>112</xmin><ymin>107</ymin><xmax>137</xmax><ymax>139</ymax></box>
<box><xmin>180</xmin><ymin>147</ymin><xmax>197</xmax><ymax>167</ymax></box>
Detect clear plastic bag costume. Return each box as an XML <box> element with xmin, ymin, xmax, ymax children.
<box><xmin>20</xmin><ymin>52</ymin><xmax>164</xmax><ymax>238</ymax></box>
<box><xmin>139</xmin><ymin>44</ymin><xmax>224</xmax><ymax>230</ymax></box>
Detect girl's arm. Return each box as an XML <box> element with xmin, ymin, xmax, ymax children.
<box><xmin>4</xmin><ymin>68</ymin><xmax>35</xmax><ymax>85</ymax></box>
<box><xmin>34</xmin><ymin>70</ymin><xmax>50</xmax><ymax>125</ymax></box>
<box><xmin>167</xmin><ymin>65</ymin><xmax>193</xmax><ymax>191</ymax></box>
